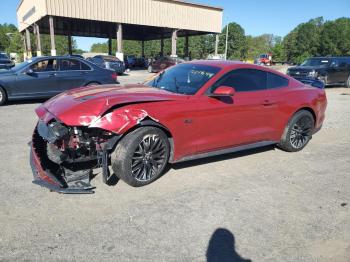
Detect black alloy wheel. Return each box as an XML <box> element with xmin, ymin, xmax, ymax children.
<box><xmin>131</xmin><ymin>134</ymin><xmax>167</xmax><ymax>182</ymax></box>
<box><xmin>289</xmin><ymin>115</ymin><xmax>313</xmax><ymax>149</ymax></box>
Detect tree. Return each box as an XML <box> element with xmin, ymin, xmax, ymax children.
<box><xmin>219</xmin><ymin>22</ymin><xmax>246</xmax><ymax>60</ymax></box>
<box><xmin>319</xmin><ymin>18</ymin><xmax>350</xmax><ymax>56</ymax></box>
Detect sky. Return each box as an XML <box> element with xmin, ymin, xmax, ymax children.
<box><xmin>1</xmin><ymin>0</ymin><xmax>349</xmax><ymax>51</ymax></box>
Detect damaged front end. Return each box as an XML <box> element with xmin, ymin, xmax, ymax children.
<box><xmin>30</xmin><ymin>119</ymin><xmax>120</xmax><ymax>194</ymax></box>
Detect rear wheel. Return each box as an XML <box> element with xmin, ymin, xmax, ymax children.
<box><xmin>86</xmin><ymin>82</ymin><xmax>100</xmax><ymax>86</ymax></box>
<box><xmin>111</xmin><ymin>127</ymin><xmax>170</xmax><ymax>187</ymax></box>
<box><xmin>278</xmin><ymin>110</ymin><xmax>314</xmax><ymax>152</ymax></box>
<box><xmin>346</xmin><ymin>75</ymin><xmax>350</xmax><ymax>88</ymax></box>
<box><xmin>0</xmin><ymin>87</ymin><xmax>7</xmax><ymax>106</ymax></box>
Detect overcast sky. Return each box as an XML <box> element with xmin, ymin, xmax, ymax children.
<box><xmin>2</xmin><ymin>0</ymin><xmax>349</xmax><ymax>51</ymax></box>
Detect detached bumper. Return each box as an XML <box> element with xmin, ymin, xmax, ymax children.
<box><xmin>30</xmin><ymin>127</ymin><xmax>95</xmax><ymax>194</ymax></box>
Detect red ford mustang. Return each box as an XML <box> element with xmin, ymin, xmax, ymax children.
<box><xmin>30</xmin><ymin>61</ymin><xmax>327</xmax><ymax>193</ymax></box>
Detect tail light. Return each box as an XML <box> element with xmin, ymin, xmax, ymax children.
<box><xmin>111</xmin><ymin>72</ymin><xmax>117</xmax><ymax>82</ymax></box>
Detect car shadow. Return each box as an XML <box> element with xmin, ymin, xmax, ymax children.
<box><xmin>4</xmin><ymin>98</ymin><xmax>48</xmax><ymax>106</ymax></box>
<box><xmin>170</xmin><ymin>145</ymin><xmax>275</xmax><ymax>171</ymax></box>
<box><xmin>206</xmin><ymin>228</ymin><xmax>252</xmax><ymax>262</ymax></box>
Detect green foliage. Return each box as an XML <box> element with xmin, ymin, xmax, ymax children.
<box><xmin>282</xmin><ymin>17</ymin><xmax>350</xmax><ymax>63</ymax></box>
<box><xmin>218</xmin><ymin>22</ymin><xmax>246</xmax><ymax>60</ymax></box>
<box><xmin>91</xmin><ymin>34</ymin><xmax>216</xmax><ymax>60</ymax></box>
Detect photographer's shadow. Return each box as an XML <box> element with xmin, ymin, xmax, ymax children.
<box><xmin>206</xmin><ymin>228</ymin><xmax>252</xmax><ymax>262</ymax></box>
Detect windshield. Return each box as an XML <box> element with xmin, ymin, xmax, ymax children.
<box><xmin>301</xmin><ymin>58</ymin><xmax>330</xmax><ymax>67</ymax></box>
<box><xmin>145</xmin><ymin>63</ymin><xmax>221</xmax><ymax>95</ymax></box>
<box><xmin>0</xmin><ymin>53</ymin><xmax>9</xmax><ymax>59</ymax></box>
<box><xmin>11</xmin><ymin>60</ymin><xmax>32</xmax><ymax>72</ymax></box>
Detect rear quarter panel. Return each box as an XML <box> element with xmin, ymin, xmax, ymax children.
<box><xmin>270</xmin><ymin>83</ymin><xmax>327</xmax><ymax>141</ymax></box>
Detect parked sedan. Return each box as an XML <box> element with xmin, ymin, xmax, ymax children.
<box><xmin>0</xmin><ymin>56</ymin><xmax>118</xmax><ymax>105</ymax></box>
<box><xmin>0</xmin><ymin>53</ymin><xmax>15</xmax><ymax>70</ymax></box>
<box><xmin>148</xmin><ymin>56</ymin><xmax>184</xmax><ymax>73</ymax></box>
<box><xmin>87</xmin><ymin>55</ymin><xmax>125</xmax><ymax>74</ymax></box>
<box><xmin>30</xmin><ymin>61</ymin><xmax>327</xmax><ymax>193</ymax></box>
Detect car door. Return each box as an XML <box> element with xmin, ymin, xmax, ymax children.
<box><xmin>58</xmin><ymin>58</ymin><xmax>90</xmax><ymax>92</ymax></box>
<box><xmin>191</xmin><ymin>68</ymin><xmax>276</xmax><ymax>153</ymax></box>
<box><xmin>14</xmin><ymin>58</ymin><xmax>60</xmax><ymax>97</ymax></box>
<box><xmin>327</xmin><ymin>58</ymin><xmax>348</xmax><ymax>84</ymax></box>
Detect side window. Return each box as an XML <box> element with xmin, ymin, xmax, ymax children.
<box><xmin>212</xmin><ymin>69</ymin><xmax>267</xmax><ymax>92</ymax></box>
<box><xmin>30</xmin><ymin>59</ymin><xmax>57</xmax><ymax>72</ymax></box>
<box><xmin>267</xmin><ymin>72</ymin><xmax>289</xmax><ymax>89</ymax></box>
<box><xmin>60</xmin><ymin>59</ymin><xmax>82</xmax><ymax>71</ymax></box>
<box><xmin>81</xmin><ymin>61</ymin><xmax>91</xmax><ymax>70</ymax></box>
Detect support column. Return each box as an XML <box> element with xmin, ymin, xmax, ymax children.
<box><xmin>184</xmin><ymin>35</ymin><xmax>189</xmax><ymax>59</ymax></box>
<box><xmin>25</xmin><ymin>29</ymin><xmax>32</xmax><ymax>58</ymax></box>
<box><xmin>116</xmin><ymin>23</ymin><xmax>123</xmax><ymax>53</ymax></box>
<box><xmin>34</xmin><ymin>25</ymin><xmax>42</xmax><ymax>57</ymax></box>
<box><xmin>160</xmin><ymin>34</ymin><xmax>164</xmax><ymax>57</ymax></box>
<box><xmin>22</xmin><ymin>32</ymin><xmax>28</xmax><ymax>60</ymax></box>
<box><xmin>215</xmin><ymin>34</ymin><xmax>219</xmax><ymax>56</ymax></box>
<box><xmin>68</xmin><ymin>35</ymin><xmax>72</xmax><ymax>55</ymax></box>
<box><xmin>171</xmin><ymin>29</ymin><xmax>178</xmax><ymax>57</ymax></box>
<box><xmin>108</xmin><ymin>38</ymin><xmax>112</xmax><ymax>55</ymax></box>
<box><xmin>49</xmin><ymin>16</ymin><xmax>56</xmax><ymax>56</ymax></box>
<box><xmin>141</xmin><ymin>40</ymin><xmax>145</xmax><ymax>57</ymax></box>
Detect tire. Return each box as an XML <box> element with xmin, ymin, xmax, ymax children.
<box><xmin>0</xmin><ymin>87</ymin><xmax>7</xmax><ymax>106</ymax></box>
<box><xmin>111</xmin><ymin>127</ymin><xmax>170</xmax><ymax>187</ymax></box>
<box><xmin>346</xmin><ymin>75</ymin><xmax>350</xmax><ymax>88</ymax></box>
<box><xmin>278</xmin><ymin>110</ymin><xmax>315</xmax><ymax>152</ymax></box>
<box><xmin>148</xmin><ymin>65</ymin><xmax>153</xmax><ymax>73</ymax></box>
<box><xmin>86</xmin><ymin>82</ymin><xmax>100</xmax><ymax>86</ymax></box>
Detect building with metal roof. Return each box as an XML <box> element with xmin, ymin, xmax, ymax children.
<box><xmin>17</xmin><ymin>0</ymin><xmax>223</xmax><ymax>59</ymax></box>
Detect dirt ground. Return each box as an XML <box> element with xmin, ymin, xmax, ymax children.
<box><xmin>0</xmin><ymin>70</ymin><xmax>349</xmax><ymax>262</ymax></box>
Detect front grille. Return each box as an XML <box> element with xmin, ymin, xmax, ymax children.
<box><xmin>288</xmin><ymin>70</ymin><xmax>310</xmax><ymax>77</ymax></box>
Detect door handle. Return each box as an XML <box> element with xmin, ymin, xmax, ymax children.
<box><xmin>262</xmin><ymin>100</ymin><xmax>276</xmax><ymax>106</ymax></box>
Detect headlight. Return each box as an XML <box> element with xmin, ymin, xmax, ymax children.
<box><xmin>308</xmin><ymin>70</ymin><xmax>317</xmax><ymax>78</ymax></box>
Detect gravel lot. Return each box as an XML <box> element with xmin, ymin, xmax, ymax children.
<box><xmin>0</xmin><ymin>70</ymin><xmax>349</xmax><ymax>262</ymax></box>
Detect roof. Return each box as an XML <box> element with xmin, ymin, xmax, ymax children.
<box><xmin>17</xmin><ymin>0</ymin><xmax>223</xmax><ymax>36</ymax></box>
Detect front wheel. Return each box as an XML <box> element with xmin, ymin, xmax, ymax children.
<box><xmin>0</xmin><ymin>87</ymin><xmax>7</xmax><ymax>106</ymax></box>
<box><xmin>278</xmin><ymin>110</ymin><xmax>315</xmax><ymax>152</ymax></box>
<box><xmin>111</xmin><ymin>127</ymin><xmax>170</xmax><ymax>187</ymax></box>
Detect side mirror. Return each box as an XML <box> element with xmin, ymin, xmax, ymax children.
<box><xmin>210</xmin><ymin>86</ymin><xmax>236</xmax><ymax>97</ymax></box>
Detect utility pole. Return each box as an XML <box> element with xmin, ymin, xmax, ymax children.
<box><xmin>225</xmin><ymin>23</ymin><xmax>230</xmax><ymax>60</ymax></box>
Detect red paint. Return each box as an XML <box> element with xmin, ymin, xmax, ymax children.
<box><xmin>35</xmin><ymin>61</ymin><xmax>327</xmax><ymax>162</ymax></box>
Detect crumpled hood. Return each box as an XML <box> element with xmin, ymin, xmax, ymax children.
<box><xmin>37</xmin><ymin>84</ymin><xmax>180</xmax><ymax>126</ymax></box>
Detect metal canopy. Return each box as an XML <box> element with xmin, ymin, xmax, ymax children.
<box><xmin>31</xmin><ymin>16</ymin><xmax>209</xmax><ymax>40</ymax></box>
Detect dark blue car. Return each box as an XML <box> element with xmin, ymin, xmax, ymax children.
<box><xmin>0</xmin><ymin>56</ymin><xmax>118</xmax><ymax>105</ymax></box>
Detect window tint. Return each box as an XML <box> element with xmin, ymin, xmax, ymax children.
<box><xmin>267</xmin><ymin>72</ymin><xmax>289</xmax><ymax>89</ymax></box>
<box><xmin>81</xmin><ymin>61</ymin><xmax>91</xmax><ymax>70</ymax></box>
<box><xmin>60</xmin><ymin>59</ymin><xmax>82</xmax><ymax>71</ymax></box>
<box><xmin>30</xmin><ymin>59</ymin><xmax>57</xmax><ymax>72</ymax></box>
<box><xmin>213</xmin><ymin>69</ymin><xmax>267</xmax><ymax>92</ymax></box>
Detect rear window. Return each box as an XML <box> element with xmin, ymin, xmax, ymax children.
<box><xmin>60</xmin><ymin>59</ymin><xmax>90</xmax><ymax>71</ymax></box>
<box><xmin>101</xmin><ymin>56</ymin><xmax>120</xmax><ymax>62</ymax></box>
<box><xmin>267</xmin><ymin>73</ymin><xmax>289</xmax><ymax>89</ymax></box>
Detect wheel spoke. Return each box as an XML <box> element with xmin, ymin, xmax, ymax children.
<box><xmin>130</xmin><ymin>134</ymin><xmax>167</xmax><ymax>182</ymax></box>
